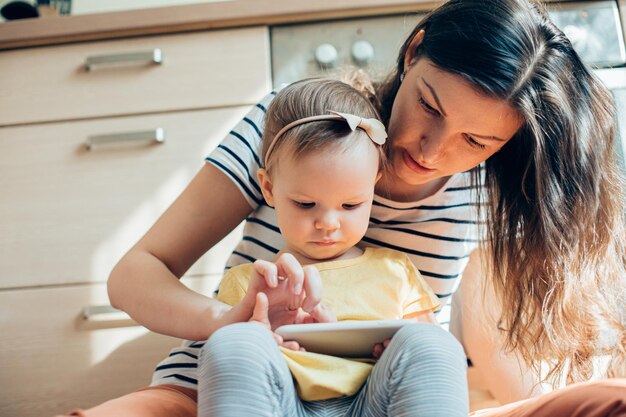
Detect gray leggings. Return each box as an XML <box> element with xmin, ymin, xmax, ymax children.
<box><xmin>197</xmin><ymin>322</ymin><xmax>468</xmax><ymax>417</ymax></box>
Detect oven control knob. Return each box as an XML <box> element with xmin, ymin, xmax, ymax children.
<box><xmin>315</xmin><ymin>43</ymin><xmax>339</xmax><ymax>68</ymax></box>
<box><xmin>351</xmin><ymin>40</ymin><xmax>375</xmax><ymax>66</ymax></box>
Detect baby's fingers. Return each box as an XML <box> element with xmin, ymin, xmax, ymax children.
<box><xmin>373</xmin><ymin>338</ymin><xmax>392</xmax><ymax>358</ymax></box>
<box><xmin>275</xmin><ymin>253</ymin><xmax>305</xmax><ymax>309</ymax></box>
<box><xmin>300</xmin><ymin>265</ymin><xmax>323</xmax><ymax>313</ymax></box>
<box><xmin>308</xmin><ymin>302</ymin><xmax>336</xmax><ymax>324</ymax></box>
<box><xmin>272</xmin><ymin>332</ymin><xmax>284</xmax><ymax>346</ymax></box>
<box><xmin>373</xmin><ymin>343</ymin><xmax>385</xmax><ymax>359</ymax></box>
<box><xmin>281</xmin><ymin>340</ymin><xmax>302</xmax><ymax>351</ymax></box>
<box><xmin>251</xmin><ymin>260</ymin><xmax>278</xmax><ymax>290</ymax></box>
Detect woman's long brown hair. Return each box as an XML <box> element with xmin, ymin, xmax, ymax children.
<box><xmin>376</xmin><ymin>0</ymin><xmax>626</xmax><ymax>384</ymax></box>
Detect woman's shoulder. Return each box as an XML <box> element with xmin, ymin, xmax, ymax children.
<box><xmin>204</xmin><ymin>90</ymin><xmax>280</xmax><ymax>208</ymax></box>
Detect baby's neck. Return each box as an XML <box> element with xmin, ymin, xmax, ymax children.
<box><xmin>278</xmin><ymin>245</ymin><xmax>364</xmax><ymax>266</ymax></box>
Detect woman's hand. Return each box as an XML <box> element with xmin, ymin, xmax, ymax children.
<box><xmin>249</xmin><ymin>292</ymin><xmax>303</xmax><ymax>351</ymax></box>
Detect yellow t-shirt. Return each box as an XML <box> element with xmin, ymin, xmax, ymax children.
<box><xmin>216</xmin><ymin>247</ymin><xmax>440</xmax><ymax>401</ymax></box>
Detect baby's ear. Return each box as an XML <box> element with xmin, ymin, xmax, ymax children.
<box><xmin>257</xmin><ymin>168</ymin><xmax>275</xmax><ymax>207</ymax></box>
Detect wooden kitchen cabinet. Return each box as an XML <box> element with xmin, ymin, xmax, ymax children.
<box><xmin>0</xmin><ymin>107</ymin><xmax>251</xmax><ymax>289</ymax></box>
<box><xmin>0</xmin><ymin>278</ymin><xmax>219</xmax><ymax>416</ymax></box>
<box><xmin>0</xmin><ymin>25</ymin><xmax>270</xmax><ymax>417</ymax></box>
<box><xmin>0</xmin><ymin>27</ymin><xmax>270</xmax><ymax>126</ymax></box>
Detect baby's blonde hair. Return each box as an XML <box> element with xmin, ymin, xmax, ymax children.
<box><xmin>262</xmin><ymin>78</ymin><xmax>385</xmax><ymax>175</ymax></box>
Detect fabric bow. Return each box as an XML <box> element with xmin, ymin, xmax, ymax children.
<box><xmin>328</xmin><ymin>111</ymin><xmax>387</xmax><ymax>145</ymax></box>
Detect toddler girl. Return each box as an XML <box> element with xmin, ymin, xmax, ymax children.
<box><xmin>165</xmin><ymin>78</ymin><xmax>468</xmax><ymax>416</ymax></box>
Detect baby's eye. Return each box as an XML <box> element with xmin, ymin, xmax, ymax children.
<box><xmin>293</xmin><ymin>201</ymin><xmax>315</xmax><ymax>209</ymax></box>
<box><xmin>342</xmin><ymin>203</ymin><xmax>362</xmax><ymax>210</ymax></box>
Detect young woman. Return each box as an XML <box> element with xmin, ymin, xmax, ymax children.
<box><xmin>63</xmin><ymin>0</ymin><xmax>625</xmax><ymax>415</ymax></box>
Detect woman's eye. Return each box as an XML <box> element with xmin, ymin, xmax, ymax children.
<box><xmin>342</xmin><ymin>203</ymin><xmax>362</xmax><ymax>210</ymax></box>
<box><xmin>464</xmin><ymin>134</ymin><xmax>486</xmax><ymax>150</ymax></box>
<box><xmin>418</xmin><ymin>97</ymin><xmax>441</xmax><ymax>117</ymax></box>
<box><xmin>293</xmin><ymin>201</ymin><xmax>315</xmax><ymax>209</ymax></box>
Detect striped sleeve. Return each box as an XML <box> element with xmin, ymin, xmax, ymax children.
<box><xmin>206</xmin><ymin>92</ymin><xmax>276</xmax><ymax>209</ymax></box>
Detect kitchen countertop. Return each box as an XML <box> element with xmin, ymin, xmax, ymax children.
<box><xmin>0</xmin><ymin>0</ymin><xmax>582</xmax><ymax>51</ymax></box>
<box><xmin>0</xmin><ymin>0</ymin><xmax>446</xmax><ymax>50</ymax></box>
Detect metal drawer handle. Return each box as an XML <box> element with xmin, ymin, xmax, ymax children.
<box><xmin>84</xmin><ymin>48</ymin><xmax>163</xmax><ymax>71</ymax></box>
<box><xmin>85</xmin><ymin>128</ymin><xmax>165</xmax><ymax>150</ymax></box>
<box><xmin>82</xmin><ymin>305</ymin><xmax>137</xmax><ymax>326</ymax></box>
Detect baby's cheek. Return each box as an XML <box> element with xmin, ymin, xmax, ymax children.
<box><xmin>351</xmin><ymin>213</ymin><xmax>370</xmax><ymax>240</ymax></box>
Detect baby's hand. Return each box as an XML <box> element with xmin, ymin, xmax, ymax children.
<box><xmin>294</xmin><ymin>301</ymin><xmax>336</xmax><ymax>324</ymax></box>
<box><xmin>247</xmin><ymin>254</ymin><xmax>305</xmax><ymax>310</ymax></box>
<box><xmin>372</xmin><ymin>338</ymin><xmax>392</xmax><ymax>359</ymax></box>
<box><xmin>371</xmin><ymin>312</ymin><xmax>438</xmax><ymax>358</ymax></box>
<box><xmin>245</xmin><ymin>253</ymin><xmax>329</xmax><ymax>329</ymax></box>
<box><xmin>249</xmin><ymin>292</ymin><xmax>303</xmax><ymax>351</ymax></box>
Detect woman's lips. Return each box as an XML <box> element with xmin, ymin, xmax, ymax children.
<box><xmin>402</xmin><ymin>149</ymin><xmax>436</xmax><ymax>174</ymax></box>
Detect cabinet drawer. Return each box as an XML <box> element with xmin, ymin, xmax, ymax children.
<box><xmin>0</xmin><ymin>107</ymin><xmax>248</xmax><ymax>289</ymax></box>
<box><xmin>0</xmin><ymin>27</ymin><xmax>270</xmax><ymax>126</ymax></box>
<box><xmin>0</xmin><ymin>277</ymin><xmax>219</xmax><ymax>417</ymax></box>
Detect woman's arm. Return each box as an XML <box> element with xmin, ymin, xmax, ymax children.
<box><xmin>457</xmin><ymin>249</ymin><xmax>544</xmax><ymax>403</ymax></box>
<box><xmin>108</xmin><ymin>163</ymin><xmax>254</xmax><ymax>341</ymax></box>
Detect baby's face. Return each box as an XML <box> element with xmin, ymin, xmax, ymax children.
<box><xmin>269</xmin><ymin>138</ymin><xmax>380</xmax><ymax>263</ymax></box>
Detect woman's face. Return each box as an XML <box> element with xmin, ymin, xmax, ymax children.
<box><xmin>386</xmin><ymin>56</ymin><xmax>523</xmax><ymax>191</ymax></box>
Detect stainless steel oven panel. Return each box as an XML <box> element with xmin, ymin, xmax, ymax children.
<box><xmin>548</xmin><ymin>1</ymin><xmax>625</xmax><ymax>67</ymax></box>
<box><xmin>271</xmin><ymin>14</ymin><xmax>424</xmax><ymax>88</ymax></box>
<box><xmin>271</xmin><ymin>1</ymin><xmax>625</xmax><ymax>89</ymax></box>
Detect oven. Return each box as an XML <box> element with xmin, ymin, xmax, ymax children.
<box><xmin>270</xmin><ymin>0</ymin><xmax>626</xmax><ymax>173</ymax></box>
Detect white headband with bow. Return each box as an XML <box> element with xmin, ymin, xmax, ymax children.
<box><xmin>264</xmin><ymin>111</ymin><xmax>387</xmax><ymax>167</ymax></box>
